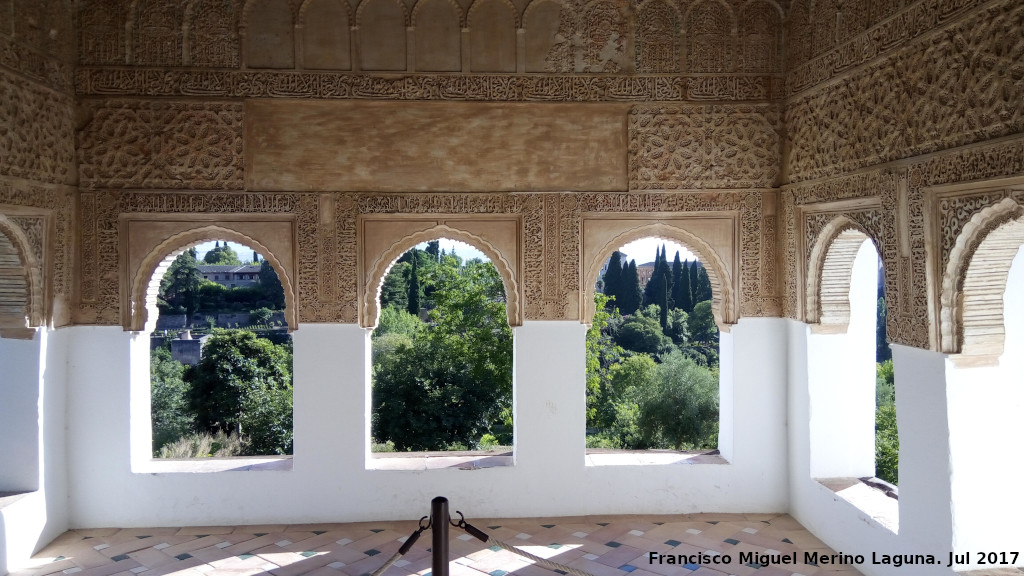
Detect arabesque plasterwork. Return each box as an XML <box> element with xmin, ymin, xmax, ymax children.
<box><xmin>0</xmin><ymin>0</ymin><xmax>1020</xmax><ymax>356</ymax></box>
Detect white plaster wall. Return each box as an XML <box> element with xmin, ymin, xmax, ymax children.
<box><xmin>63</xmin><ymin>319</ymin><xmax>789</xmax><ymax>529</ymax></box>
<box><xmin>807</xmin><ymin>240</ymin><xmax>876</xmax><ymax>478</ymax></box>
<box><xmin>0</xmin><ymin>328</ymin><xmax>70</xmax><ymax>575</ymax></box>
<box><xmin>789</xmin><ymin>321</ymin><xmax>959</xmax><ymax>576</ymax></box>
<box><xmin>945</xmin><ymin>247</ymin><xmax>1024</xmax><ymax>567</ymax></box>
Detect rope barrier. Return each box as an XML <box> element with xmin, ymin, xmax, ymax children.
<box><xmin>370</xmin><ymin>516</ymin><xmax>429</xmax><ymax>576</ymax></box>
<box><xmin>487</xmin><ymin>537</ymin><xmax>598</xmax><ymax>576</ymax></box>
<box><xmin>369</xmin><ymin>499</ymin><xmax>597</xmax><ymax>576</ymax></box>
<box><xmin>451</xmin><ymin>512</ymin><xmax>598</xmax><ymax>576</ymax></box>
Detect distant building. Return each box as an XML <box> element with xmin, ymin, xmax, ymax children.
<box><xmin>198</xmin><ymin>264</ymin><xmax>262</xmax><ymax>289</ymax></box>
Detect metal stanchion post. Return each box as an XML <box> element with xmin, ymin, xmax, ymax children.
<box><xmin>431</xmin><ymin>497</ymin><xmax>449</xmax><ymax>576</ymax></box>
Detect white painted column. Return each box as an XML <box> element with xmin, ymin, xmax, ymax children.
<box><xmin>0</xmin><ymin>327</ymin><xmax>70</xmax><ymax>574</ymax></box>
<box><xmin>512</xmin><ymin>322</ymin><xmax>587</xmax><ymax>471</ymax></box>
<box><xmin>725</xmin><ymin>318</ymin><xmax>789</xmax><ymax>508</ymax></box>
<box><xmin>945</xmin><ymin>247</ymin><xmax>1024</xmax><ymax>567</ymax></box>
<box><xmin>292</xmin><ymin>324</ymin><xmax>370</xmax><ymax>473</ymax></box>
<box><xmin>892</xmin><ymin>343</ymin><xmax>954</xmax><ymax>554</ymax></box>
<box><xmin>0</xmin><ymin>330</ymin><xmax>42</xmax><ymax>492</ymax></box>
<box><xmin>806</xmin><ymin>241</ymin><xmax>877</xmax><ymax>478</ymax></box>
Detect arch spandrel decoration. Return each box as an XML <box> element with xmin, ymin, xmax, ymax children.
<box><xmin>0</xmin><ymin>213</ymin><xmax>46</xmax><ymax>339</ymax></box>
<box><xmin>938</xmin><ymin>196</ymin><xmax>1024</xmax><ymax>363</ymax></box>
<box><xmin>581</xmin><ymin>219</ymin><xmax>739</xmax><ymax>331</ymax></box>
<box><xmin>804</xmin><ymin>216</ymin><xmax>878</xmax><ymax>332</ymax></box>
<box><xmin>360</xmin><ymin>219</ymin><xmax>521</xmax><ymax>329</ymax></box>
<box><xmin>125</xmin><ymin>222</ymin><xmax>299</xmax><ymax>333</ymax></box>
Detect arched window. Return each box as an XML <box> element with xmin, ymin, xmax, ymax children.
<box><xmin>143</xmin><ymin>239</ymin><xmax>292</xmax><ymax>468</ymax></box>
<box><xmin>369</xmin><ymin>238</ymin><xmax>514</xmax><ymax>468</ymax></box>
<box><xmin>808</xmin><ymin>228</ymin><xmax>898</xmax><ymax>531</ymax></box>
<box><xmin>944</xmin><ymin>214</ymin><xmax>1024</xmax><ymax>568</ymax></box>
<box><xmin>586</xmin><ymin>236</ymin><xmax>726</xmax><ymax>465</ymax></box>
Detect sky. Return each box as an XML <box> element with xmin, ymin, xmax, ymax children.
<box><xmin>193</xmin><ymin>241</ymin><xmax>261</xmax><ymax>263</ymax></box>
<box><xmin>616</xmin><ymin>238</ymin><xmax>697</xmax><ymax>265</ymax></box>
<box><xmin>415</xmin><ymin>238</ymin><xmax>488</xmax><ymax>261</ymax></box>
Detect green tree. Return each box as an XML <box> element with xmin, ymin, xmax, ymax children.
<box><xmin>875</xmin><ymin>359</ymin><xmax>898</xmax><ymax>484</ymax></box>
<box><xmin>184</xmin><ymin>330</ymin><xmax>293</xmax><ymax>455</ymax></box>
<box><xmin>692</xmin><ymin>263</ymin><xmax>712</xmax><ymax>303</ymax></box>
<box><xmin>636</xmin><ymin>352</ymin><xmax>719</xmax><ymax>449</ymax></box>
<box><xmin>586</xmin><ymin>294</ymin><xmax>626</xmax><ymax>427</ymax></box>
<box><xmin>159</xmin><ymin>248</ymin><xmax>204</xmax><ymax>323</ymax></box>
<box><xmin>151</xmin><ymin>345</ymin><xmax>194</xmax><ymax>454</ymax></box>
<box><xmin>407</xmin><ymin>252</ymin><xmax>421</xmax><ymax>317</ymax></box>
<box><xmin>664</xmin><ymin>308</ymin><xmax>689</xmax><ymax>345</ymax></box>
<box><xmin>379</xmin><ymin>261</ymin><xmax>409</xmax><ymax>310</ymax></box>
<box><xmin>620</xmin><ymin>260</ymin><xmax>642</xmax><ymax>315</ymax></box>
<box><xmin>603</xmin><ymin>251</ymin><xmax>624</xmax><ymax>310</ymax></box>
<box><xmin>374</xmin><ymin>305</ymin><xmax>422</xmax><ymax>339</ymax></box>
<box><xmin>877</xmin><ymin>296</ymin><xmax>892</xmax><ymax>363</ymax></box>
<box><xmin>258</xmin><ymin>260</ymin><xmax>286</xmax><ymax>310</ymax></box>
<box><xmin>248</xmin><ymin>307</ymin><xmax>274</xmax><ymax>326</ymax></box>
<box><xmin>372</xmin><ymin>257</ymin><xmax>513</xmax><ymax>451</ymax></box>
<box><xmin>204</xmin><ymin>242</ymin><xmax>243</xmax><ymax>265</ymax></box>
<box><xmin>688</xmin><ymin>300</ymin><xmax>718</xmax><ymax>343</ymax></box>
<box><xmin>615</xmin><ymin>314</ymin><xmax>672</xmax><ymax>355</ymax></box>
<box><xmin>676</xmin><ymin>260</ymin><xmax>692</xmax><ymax>313</ymax></box>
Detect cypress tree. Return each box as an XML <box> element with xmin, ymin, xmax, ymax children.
<box><xmin>623</xmin><ymin>259</ymin><xmax>642</xmax><ymax>315</ymax></box>
<box><xmin>693</xmin><ymin>263</ymin><xmax>712</xmax><ymax>304</ymax></box>
<box><xmin>642</xmin><ymin>246</ymin><xmax>661</xmax><ymax>307</ymax></box>
<box><xmin>603</xmin><ymin>251</ymin><xmax>624</xmax><ymax>309</ymax></box>
<box><xmin>677</xmin><ymin>260</ymin><xmax>693</xmax><ymax>313</ymax></box>
<box><xmin>689</xmin><ymin>258</ymin><xmax>700</xmax><ymax>305</ymax></box>
<box><xmin>658</xmin><ymin>273</ymin><xmax>669</xmax><ymax>329</ymax></box>
<box><xmin>671</xmin><ymin>252</ymin><xmax>683</xmax><ymax>310</ymax></box>
<box><xmin>407</xmin><ymin>252</ymin><xmax>421</xmax><ymax>317</ymax></box>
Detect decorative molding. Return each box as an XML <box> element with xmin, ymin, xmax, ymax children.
<box><xmin>75</xmin><ymin>68</ymin><xmax>785</xmax><ymax>102</ymax></box>
<box><xmin>0</xmin><ymin>211</ymin><xmax>47</xmax><ymax>334</ymax></box>
<box><xmin>77</xmin><ymin>100</ymin><xmax>244</xmax><ymax>190</ymax></box>
<box><xmin>629</xmin><ymin>104</ymin><xmax>781</xmax><ymax>190</ymax></box>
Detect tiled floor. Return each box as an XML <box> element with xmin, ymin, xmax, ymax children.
<box><xmin>11</xmin><ymin>514</ymin><xmax>866</xmax><ymax>576</ymax></box>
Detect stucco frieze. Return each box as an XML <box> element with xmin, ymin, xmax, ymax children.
<box><xmin>74</xmin><ymin>69</ymin><xmax>785</xmax><ymax>102</ymax></box>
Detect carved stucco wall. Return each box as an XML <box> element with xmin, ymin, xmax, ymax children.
<box><xmin>782</xmin><ymin>0</ymin><xmax>1024</xmax><ymax>350</ymax></box>
<box><xmin>0</xmin><ymin>0</ymin><xmax>1016</xmax><ymax>354</ymax></box>
<box><xmin>0</xmin><ymin>0</ymin><xmax>76</xmax><ymax>329</ymax></box>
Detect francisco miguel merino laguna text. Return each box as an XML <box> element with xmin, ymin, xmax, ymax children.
<box><xmin>648</xmin><ymin>551</ymin><xmax>966</xmax><ymax>568</ymax></box>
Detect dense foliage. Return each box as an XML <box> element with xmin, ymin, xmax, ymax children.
<box><xmin>150</xmin><ymin>330</ymin><xmax>294</xmax><ymax>456</ymax></box>
<box><xmin>372</xmin><ymin>249</ymin><xmax>513</xmax><ymax>451</ymax></box>
<box><xmin>875</xmin><ymin>359</ymin><xmax>899</xmax><ymax>484</ymax></box>
<box><xmin>587</xmin><ymin>245</ymin><xmax>721</xmax><ymax>450</ymax></box>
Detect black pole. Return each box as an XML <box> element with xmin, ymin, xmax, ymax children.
<box><xmin>431</xmin><ymin>497</ymin><xmax>449</xmax><ymax>576</ymax></box>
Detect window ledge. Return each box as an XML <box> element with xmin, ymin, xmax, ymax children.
<box><xmin>368</xmin><ymin>450</ymin><xmax>513</xmax><ymax>470</ymax></box>
<box><xmin>134</xmin><ymin>456</ymin><xmax>292</xmax><ymax>473</ymax></box>
<box><xmin>585</xmin><ymin>449</ymin><xmax>727</xmax><ymax>466</ymax></box>
<box><xmin>817</xmin><ymin>477</ymin><xmax>899</xmax><ymax>533</ymax></box>
<box><xmin>0</xmin><ymin>490</ymin><xmax>35</xmax><ymax>509</ymax></box>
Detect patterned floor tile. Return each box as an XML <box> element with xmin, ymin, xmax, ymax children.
<box><xmin>8</xmin><ymin>515</ymin><xmax>868</xmax><ymax>576</ymax></box>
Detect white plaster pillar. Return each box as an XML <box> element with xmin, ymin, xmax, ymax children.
<box><xmin>725</xmin><ymin>317</ymin><xmax>789</xmax><ymax>506</ymax></box>
<box><xmin>512</xmin><ymin>322</ymin><xmax>587</xmax><ymax>472</ymax></box>
<box><xmin>944</xmin><ymin>247</ymin><xmax>1024</xmax><ymax>567</ymax></box>
<box><xmin>891</xmin><ymin>343</ymin><xmax>954</xmax><ymax>553</ymax></box>
<box><xmin>291</xmin><ymin>324</ymin><xmax>370</xmax><ymax>473</ymax></box>
<box><xmin>0</xmin><ymin>330</ymin><xmax>42</xmax><ymax>492</ymax></box>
